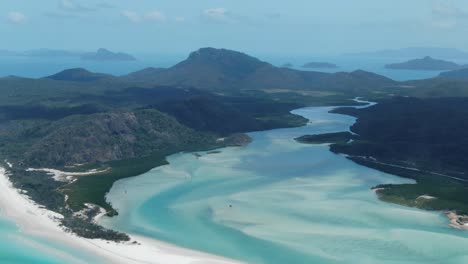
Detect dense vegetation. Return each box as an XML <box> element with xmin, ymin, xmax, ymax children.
<box><xmin>329</xmin><ymin>97</ymin><xmax>468</xmax><ymax>214</ymax></box>
<box><xmin>120</xmin><ymin>48</ymin><xmax>396</xmax><ymax>94</ymax></box>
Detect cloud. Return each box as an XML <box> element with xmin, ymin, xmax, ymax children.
<box><xmin>201</xmin><ymin>8</ymin><xmax>250</xmax><ymax>24</ymax></box>
<box><xmin>7</xmin><ymin>11</ymin><xmax>27</xmax><ymax>24</ymax></box>
<box><xmin>145</xmin><ymin>10</ymin><xmax>167</xmax><ymax>22</ymax></box>
<box><xmin>431</xmin><ymin>2</ymin><xmax>468</xmax><ymax>29</ymax></box>
<box><xmin>59</xmin><ymin>0</ymin><xmax>93</xmax><ymax>12</ymax></box>
<box><xmin>202</xmin><ymin>8</ymin><xmax>230</xmax><ymax>23</ymax></box>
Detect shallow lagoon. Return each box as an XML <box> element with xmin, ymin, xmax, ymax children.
<box><xmin>102</xmin><ymin>105</ymin><xmax>468</xmax><ymax>264</ymax></box>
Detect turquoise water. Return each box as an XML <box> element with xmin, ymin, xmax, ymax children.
<box><xmin>102</xmin><ymin>105</ymin><xmax>468</xmax><ymax>264</ymax></box>
<box><xmin>0</xmin><ymin>215</ymin><xmax>103</xmax><ymax>264</ymax></box>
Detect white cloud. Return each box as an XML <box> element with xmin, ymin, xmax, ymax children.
<box><xmin>201</xmin><ymin>8</ymin><xmax>249</xmax><ymax>24</ymax></box>
<box><xmin>7</xmin><ymin>11</ymin><xmax>27</xmax><ymax>24</ymax></box>
<box><xmin>202</xmin><ymin>8</ymin><xmax>229</xmax><ymax>22</ymax></box>
<box><xmin>145</xmin><ymin>10</ymin><xmax>167</xmax><ymax>22</ymax></box>
<box><xmin>121</xmin><ymin>10</ymin><xmax>141</xmax><ymax>23</ymax></box>
<box><xmin>431</xmin><ymin>2</ymin><xmax>468</xmax><ymax>29</ymax></box>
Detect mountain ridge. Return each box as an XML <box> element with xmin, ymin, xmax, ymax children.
<box><xmin>122</xmin><ymin>47</ymin><xmax>396</xmax><ymax>92</ymax></box>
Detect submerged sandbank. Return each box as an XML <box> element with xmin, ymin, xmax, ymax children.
<box><xmin>0</xmin><ymin>167</ymin><xmax>243</xmax><ymax>264</ymax></box>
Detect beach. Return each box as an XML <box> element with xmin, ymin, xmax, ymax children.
<box><xmin>0</xmin><ymin>167</ymin><xmax>242</xmax><ymax>264</ymax></box>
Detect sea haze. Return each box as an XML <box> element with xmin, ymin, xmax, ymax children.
<box><xmin>101</xmin><ymin>104</ymin><xmax>468</xmax><ymax>264</ymax></box>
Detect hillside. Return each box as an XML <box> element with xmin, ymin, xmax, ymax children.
<box><xmin>19</xmin><ymin>109</ymin><xmax>217</xmax><ymax>167</ymax></box>
<box><xmin>122</xmin><ymin>67</ymin><xmax>165</xmax><ymax>82</ymax></box>
<box><xmin>439</xmin><ymin>68</ymin><xmax>468</xmax><ymax>81</ymax></box>
<box><xmin>124</xmin><ymin>47</ymin><xmax>396</xmax><ymax>93</ymax></box>
<box><xmin>328</xmin><ymin>97</ymin><xmax>468</xmax><ymax>214</ymax></box>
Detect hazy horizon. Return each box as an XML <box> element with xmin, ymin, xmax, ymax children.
<box><xmin>3</xmin><ymin>0</ymin><xmax>468</xmax><ymax>55</ymax></box>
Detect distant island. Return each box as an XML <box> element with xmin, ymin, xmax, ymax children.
<box><xmin>0</xmin><ymin>48</ymin><xmax>137</xmax><ymax>61</ymax></box>
<box><xmin>345</xmin><ymin>47</ymin><xmax>468</xmax><ymax>60</ymax></box>
<box><xmin>81</xmin><ymin>48</ymin><xmax>136</xmax><ymax>61</ymax></box>
<box><xmin>385</xmin><ymin>56</ymin><xmax>462</xmax><ymax>71</ymax></box>
<box><xmin>302</xmin><ymin>62</ymin><xmax>338</xmax><ymax>69</ymax></box>
<box><xmin>281</xmin><ymin>63</ymin><xmax>294</xmax><ymax>68</ymax></box>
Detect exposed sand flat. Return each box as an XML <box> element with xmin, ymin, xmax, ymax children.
<box><xmin>416</xmin><ymin>195</ymin><xmax>436</xmax><ymax>200</ymax></box>
<box><xmin>0</xmin><ymin>167</ymin><xmax>243</xmax><ymax>264</ymax></box>
<box><xmin>447</xmin><ymin>212</ymin><xmax>468</xmax><ymax>230</ymax></box>
<box><xmin>26</xmin><ymin>167</ymin><xmax>110</xmax><ymax>182</ymax></box>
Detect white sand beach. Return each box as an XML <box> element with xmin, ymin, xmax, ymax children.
<box><xmin>0</xmin><ymin>167</ymin><xmax>243</xmax><ymax>264</ymax></box>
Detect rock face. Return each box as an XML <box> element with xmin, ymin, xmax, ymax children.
<box><xmin>23</xmin><ymin>109</ymin><xmax>216</xmax><ymax>166</ymax></box>
<box><xmin>81</xmin><ymin>48</ymin><xmax>136</xmax><ymax>61</ymax></box>
<box><xmin>385</xmin><ymin>56</ymin><xmax>461</xmax><ymax>70</ymax></box>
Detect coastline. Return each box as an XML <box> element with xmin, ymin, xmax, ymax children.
<box><xmin>446</xmin><ymin>212</ymin><xmax>468</xmax><ymax>230</ymax></box>
<box><xmin>311</xmin><ymin>100</ymin><xmax>468</xmax><ymax>231</ymax></box>
<box><xmin>0</xmin><ymin>167</ymin><xmax>243</xmax><ymax>264</ymax></box>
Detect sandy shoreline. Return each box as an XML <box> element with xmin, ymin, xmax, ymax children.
<box><xmin>0</xmin><ymin>167</ymin><xmax>243</xmax><ymax>264</ymax></box>
<box><xmin>446</xmin><ymin>212</ymin><xmax>468</xmax><ymax>230</ymax></box>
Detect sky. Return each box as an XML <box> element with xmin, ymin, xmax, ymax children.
<box><xmin>2</xmin><ymin>0</ymin><xmax>468</xmax><ymax>55</ymax></box>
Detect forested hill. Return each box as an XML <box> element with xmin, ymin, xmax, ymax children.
<box><xmin>122</xmin><ymin>47</ymin><xmax>396</xmax><ymax>93</ymax></box>
<box><xmin>328</xmin><ymin>97</ymin><xmax>468</xmax><ymax>214</ymax></box>
<box><xmin>332</xmin><ymin>96</ymin><xmax>468</xmax><ymax>178</ymax></box>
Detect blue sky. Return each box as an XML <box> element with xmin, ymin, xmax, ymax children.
<box><xmin>2</xmin><ymin>0</ymin><xmax>468</xmax><ymax>55</ymax></box>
